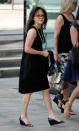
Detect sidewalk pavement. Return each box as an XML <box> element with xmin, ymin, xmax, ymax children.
<box><xmin>0</xmin><ymin>4</ymin><xmax>23</xmax><ymax>31</ymax></box>
<box><xmin>0</xmin><ymin>77</ymin><xmax>79</xmax><ymax>131</ymax></box>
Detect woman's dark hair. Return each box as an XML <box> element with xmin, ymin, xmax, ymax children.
<box><xmin>25</xmin><ymin>6</ymin><xmax>48</xmax><ymax>31</ymax></box>
<box><xmin>76</xmin><ymin>7</ymin><xmax>79</xmax><ymax>20</ymax></box>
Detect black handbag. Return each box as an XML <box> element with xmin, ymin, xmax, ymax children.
<box><xmin>47</xmin><ymin>50</ymin><xmax>55</xmax><ymax>75</ymax></box>
<box><xmin>71</xmin><ymin>44</ymin><xmax>79</xmax><ymax>67</ymax></box>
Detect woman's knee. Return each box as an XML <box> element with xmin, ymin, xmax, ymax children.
<box><xmin>42</xmin><ymin>88</ymin><xmax>50</xmax><ymax>94</ymax></box>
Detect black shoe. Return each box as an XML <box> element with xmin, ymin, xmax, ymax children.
<box><xmin>61</xmin><ymin>108</ymin><xmax>64</xmax><ymax>113</ymax></box>
<box><xmin>53</xmin><ymin>96</ymin><xmax>58</xmax><ymax>105</ymax></box>
<box><xmin>53</xmin><ymin>93</ymin><xmax>63</xmax><ymax>109</ymax></box>
<box><xmin>48</xmin><ymin>117</ymin><xmax>64</xmax><ymax>126</ymax></box>
<box><xmin>61</xmin><ymin>100</ymin><xmax>68</xmax><ymax>113</ymax></box>
<box><xmin>19</xmin><ymin>116</ymin><xmax>33</xmax><ymax>127</ymax></box>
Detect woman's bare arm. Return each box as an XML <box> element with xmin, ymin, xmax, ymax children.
<box><xmin>25</xmin><ymin>28</ymin><xmax>49</xmax><ymax>57</ymax></box>
<box><xmin>54</xmin><ymin>15</ymin><xmax>64</xmax><ymax>62</ymax></box>
<box><xmin>70</xmin><ymin>26</ymin><xmax>78</xmax><ymax>47</ymax></box>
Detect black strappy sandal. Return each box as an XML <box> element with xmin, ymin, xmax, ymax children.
<box><xmin>61</xmin><ymin>100</ymin><xmax>68</xmax><ymax>113</ymax></box>
<box><xmin>53</xmin><ymin>93</ymin><xmax>63</xmax><ymax>109</ymax></box>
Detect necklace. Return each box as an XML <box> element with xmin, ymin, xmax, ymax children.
<box><xmin>37</xmin><ymin>29</ymin><xmax>45</xmax><ymax>43</ymax></box>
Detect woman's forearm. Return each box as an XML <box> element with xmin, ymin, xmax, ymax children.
<box><xmin>54</xmin><ymin>37</ymin><xmax>58</xmax><ymax>54</ymax></box>
<box><xmin>25</xmin><ymin>47</ymin><xmax>43</xmax><ymax>55</ymax></box>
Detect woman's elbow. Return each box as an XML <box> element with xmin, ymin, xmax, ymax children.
<box><xmin>54</xmin><ymin>33</ymin><xmax>59</xmax><ymax>39</ymax></box>
<box><xmin>24</xmin><ymin>47</ymin><xmax>30</xmax><ymax>53</ymax></box>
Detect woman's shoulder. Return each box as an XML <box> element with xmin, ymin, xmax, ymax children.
<box><xmin>25</xmin><ymin>27</ymin><xmax>37</xmax><ymax>40</ymax></box>
<box><xmin>58</xmin><ymin>13</ymin><xmax>67</xmax><ymax>22</ymax></box>
<box><xmin>28</xmin><ymin>26</ymin><xmax>37</xmax><ymax>32</ymax></box>
<box><xmin>55</xmin><ymin>14</ymin><xmax>64</xmax><ymax>25</ymax></box>
<box><xmin>27</xmin><ymin>26</ymin><xmax>37</xmax><ymax>35</ymax></box>
<box><xmin>56</xmin><ymin>14</ymin><xmax>64</xmax><ymax>21</ymax></box>
<box><xmin>56</xmin><ymin>13</ymin><xmax>68</xmax><ymax>25</ymax></box>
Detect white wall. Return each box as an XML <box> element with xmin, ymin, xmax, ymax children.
<box><xmin>14</xmin><ymin>0</ymin><xmax>23</xmax><ymax>4</ymax></box>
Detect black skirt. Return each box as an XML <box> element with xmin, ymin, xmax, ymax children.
<box><xmin>19</xmin><ymin>52</ymin><xmax>49</xmax><ymax>94</ymax></box>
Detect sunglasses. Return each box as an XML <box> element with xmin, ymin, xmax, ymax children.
<box><xmin>72</xmin><ymin>1</ymin><xmax>77</xmax><ymax>5</ymax></box>
<box><xmin>35</xmin><ymin>14</ymin><xmax>45</xmax><ymax>18</ymax></box>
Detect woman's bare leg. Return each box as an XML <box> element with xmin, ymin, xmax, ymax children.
<box><xmin>64</xmin><ymin>80</ymin><xmax>79</xmax><ymax>118</ymax></box>
<box><xmin>42</xmin><ymin>88</ymin><xmax>61</xmax><ymax>121</ymax></box>
<box><xmin>62</xmin><ymin>83</ymin><xmax>71</xmax><ymax>109</ymax></box>
<box><xmin>63</xmin><ymin>83</ymin><xmax>71</xmax><ymax>101</ymax></box>
<box><xmin>69</xmin><ymin>80</ymin><xmax>79</xmax><ymax>107</ymax></box>
<box><xmin>21</xmin><ymin>93</ymin><xmax>32</xmax><ymax>124</ymax></box>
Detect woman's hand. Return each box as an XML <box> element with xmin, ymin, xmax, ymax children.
<box><xmin>54</xmin><ymin>53</ymin><xmax>59</xmax><ymax>62</ymax></box>
<box><xmin>75</xmin><ymin>42</ymin><xmax>79</xmax><ymax>48</ymax></box>
<box><xmin>42</xmin><ymin>50</ymin><xmax>49</xmax><ymax>57</ymax></box>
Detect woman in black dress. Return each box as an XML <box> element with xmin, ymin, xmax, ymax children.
<box><xmin>19</xmin><ymin>6</ymin><xmax>64</xmax><ymax>127</ymax></box>
<box><xmin>53</xmin><ymin>0</ymin><xmax>77</xmax><ymax>113</ymax></box>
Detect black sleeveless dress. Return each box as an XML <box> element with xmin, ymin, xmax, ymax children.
<box><xmin>58</xmin><ymin>14</ymin><xmax>73</xmax><ymax>54</ymax></box>
<box><xmin>19</xmin><ymin>26</ymin><xmax>49</xmax><ymax>94</ymax></box>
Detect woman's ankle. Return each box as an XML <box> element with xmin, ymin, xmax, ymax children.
<box><xmin>21</xmin><ymin>114</ymin><xmax>27</xmax><ymax>119</ymax></box>
<box><xmin>68</xmin><ymin>101</ymin><xmax>72</xmax><ymax>107</ymax></box>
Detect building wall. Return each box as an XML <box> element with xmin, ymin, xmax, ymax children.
<box><xmin>14</xmin><ymin>0</ymin><xmax>23</xmax><ymax>4</ymax></box>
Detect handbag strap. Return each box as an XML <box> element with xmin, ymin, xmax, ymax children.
<box><xmin>55</xmin><ymin>62</ymin><xmax>61</xmax><ymax>73</ymax></box>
